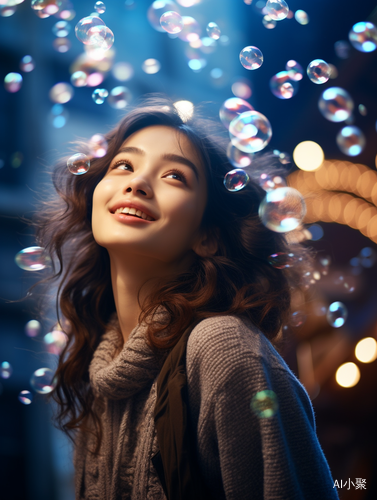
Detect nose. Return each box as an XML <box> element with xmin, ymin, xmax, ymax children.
<box><xmin>122</xmin><ymin>169</ymin><xmax>153</xmax><ymax>197</ymax></box>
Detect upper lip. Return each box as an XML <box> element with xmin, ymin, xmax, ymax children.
<box><xmin>110</xmin><ymin>200</ymin><xmax>157</xmax><ymax>220</ymax></box>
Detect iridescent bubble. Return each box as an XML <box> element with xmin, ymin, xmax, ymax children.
<box><xmin>327</xmin><ymin>301</ymin><xmax>347</xmax><ymax>328</ymax></box>
<box><xmin>18</xmin><ymin>390</ymin><xmax>33</xmax><ymax>405</ymax></box>
<box><xmin>20</xmin><ymin>55</ymin><xmax>35</xmax><ymax>73</ymax></box>
<box><xmin>285</xmin><ymin>60</ymin><xmax>303</xmax><ymax>81</ymax></box>
<box><xmin>334</xmin><ymin>40</ymin><xmax>351</xmax><ymax>59</ymax></box>
<box><xmin>30</xmin><ymin>367</ymin><xmax>57</xmax><ymax>394</ymax></box>
<box><xmin>25</xmin><ymin>320</ymin><xmax>41</xmax><ymax>338</ymax></box>
<box><xmin>336</xmin><ymin>126</ymin><xmax>366</xmax><ymax>156</ymax></box>
<box><xmin>268</xmin><ymin>252</ymin><xmax>300</xmax><ymax>269</ymax></box>
<box><xmin>239</xmin><ymin>46</ymin><xmax>263</xmax><ymax>70</ymax></box>
<box><xmin>226</xmin><ymin>143</ymin><xmax>254</xmax><ymax>169</ymax></box>
<box><xmin>265</xmin><ymin>0</ymin><xmax>289</xmax><ymax>21</ymax></box>
<box><xmin>67</xmin><ymin>153</ymin><xmax>90</xmax><ymax>175</ymax></box>
<box><xmin>53</xmin><ymin>20</ymin><xmax>70</xmax><ymax>37</ymax></box>
<box><xmin>258</xmin><ymin>187</ymin><xmax>306</xmax><ymax>233</ymax></box>
<box><xmin>75</xmin><ymin>15</ymin><xmax>105</xmax><ymax>44</ymax></box>
<box><xmin>250</xmin><ymin>390</ymin><xmax>278</xmax><ymax>418</ymax></box>
<box><xmin>142</xmin><ymin>58</ymin><xmax>161</xmax><ymax>74</ymax></box>
<box><xmin>43</xmin><ymin>330</ymin><xmax>68</xmax><ymax>355</ymax></box>
<box><xmin>178</xmin><ymin>16</ymin><xmax>201</xmax><ymax>42</ymax></box>
<box><xmin>147</xmin><ymin>0</ymin><xmax>178</xmax><ymax>32</ymax></box>
<box><xmin>295</xmin><ymin>9</ymin><xmax>308</xmax><ymax>25</ymax></box>
<box><xmin>0</xmin><ymin>361</ymin><xmax>12</xmax><ymax>379</ymax></box>
<box><xmin>112</xmin><ymin>62</ymin><xmax>134</xmax><ymax>81</ymax></box>
<box><xmin>259</xmin><ymin>173</ymin><xmax>275</xmax><ymax>191</ymax></box>
<box><xmin>270</xmin><ymin>71</ymin><xmax>298</xmax><ymax>99</ymax></box>
<box><xmin>358</xmin><ymin>104</ymin><xmax>367</xmax><ymax>116</ymax></box>
<box><xmin>160</xmin><ymin>11</ymin><xmax>183</xmax><ymax>34</ymax></box>
<box><xmin>49</xmin><ymin>82</ymin><xmax>74</xmax><ymax>103</ymax></box>
<box><xmin>15</xmin><ymin>247</ymin><xmax>49</xmax><ymax>271</ymax></box>
<box><xmin>219</xmin><ymin>97</ymin><xmax>254</xmax><ymax>129</ymax></box>
<box><xmin>318</xmin><ymin>87</ymin><xmax>354</xmax><ymax>122</ymax></box>
<box><xmin>290</xmin><ymin>310</ymin><xmax>306</xmax><ymax>327</ymax></box>
<box><xmin>56</xmin><ymin>0</ymin><xmax>75</xmax><ymax>20</ymax></box>
<box><xmin>94</xmin><ymin>1</ymin><xmax>106</xmax><ymax>14</ymax></box>
<box><xmin>229</xmin><ymin>110</ymin><xmax>272</xmax><ymax>153</ymax></box>
<box><xmin>349</xmin><ymin>22</ymin><xmax>377</xmax><ymax>53</ymax></box>
<box><xmin>70</xmin><ymin>70</ymin><xmax>87</xmax><ymax>87</ymax></box>
<box><xmin>4</xmin><ymin>72</ymin><xmax>22</xmax><ymax>93</ymax></box>
<box><xmin>53</xmin><ymin>37</ymin><xmax>71</xmax><ymax>52</ymax></box>
<box><xmin>31</xmin><ymin>0</ymin><xmax>61</xmax><ymax>15</ymax></box>
<box><xmin>223</xmin><ymin>169</ymin><xmax>250</xmax><ymax>192</ymax></box>
<box><xmin>107</xmin><ymin>86</ymin><xmax>132</xmax><ymax>108</ymax></box>
<box><xmin>206</xmin><ymin>22</ymin><xmax>221</xmax><ymax>40</ymax></box>
<box><xmin>262</xmin><ymin>15</ymin><xmax>276</xmax><ymax>29</ymax></box>
<box><xmin>86</xmin><ymin>25</ymin><xmax>114</xmax><ymax>50</ymax></box>
<box><xmin>307</xmin><ymin>59</ymin><xmax>331</xmax><ymax>84</ymax></box>
<box><xmin>89</xmin><ymin>133</ymin><xmax>108</xmax><ymax>157</ymax></box>
<box><xmin>92</xmin><ymin>88</ymin><xmax>108</xmax><ymax>104</ymax></box>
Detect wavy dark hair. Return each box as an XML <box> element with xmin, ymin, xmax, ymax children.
<box><xmin>34</xmin><ymin>95</ymin><xmax>311</xmax><ymax>454</ymax></box>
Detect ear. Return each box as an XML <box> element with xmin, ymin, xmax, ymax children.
<box><xmin>192</xmin><ymin>227</ymin><xmax>219</xmax><ymax>258</ymax></box>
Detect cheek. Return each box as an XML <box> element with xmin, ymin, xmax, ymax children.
<box><xmin>92</xmin><ymin>180</ymin><xmax>112</xmax><ymax>237</ymax></box>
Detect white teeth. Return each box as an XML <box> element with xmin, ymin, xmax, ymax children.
<box><xmin>114</xmin><ymin>206</ymin><xmax>154</xmax><ymax>221</ymax></box>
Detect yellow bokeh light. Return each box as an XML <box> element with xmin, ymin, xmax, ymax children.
<box><xmin>355</xmin><ymin>337</ymin><xmax>377</xmax><ymax>363</ymax></box>
<box><xmin>335</xmin><ymin>362</ymin><xmax>360</xmax><ymax>388</ymax></box>
<box><xmin>293</xmin><ymin>141</ymin><xmax>324</xmax><ymax>172</ymax></box>
<box><xmin>173</xmin><ymin>100</ymin><xmax>194</xmax><ymax>122</ymax></box>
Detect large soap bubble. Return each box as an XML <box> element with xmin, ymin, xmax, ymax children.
<box><xmin>219</xmin><ymin>97</ymin><xmax>254</xmax><ymax>129</ymax></box>
<box><xmin>259</xmin><ymin>187</ymin><xmax>306</xmax><ymax>233</ymax></box>
<box><xmin>226</xmin><ymin>143</ymin><xmax>254</xmax><ymax>169</ymax></box>
<box><xmin>30</xmin><ymin>367</ymin><xmax>57</xmax><ymax>394</ymax></box>
<box><xmin>349</xmin><ymin>22</ymin><xmax>377</xmax><ymax>53</ymax></box>
<box><xmin>67</xmin><ymin>153</ymin><xmax>90</xmax><ymax>175</ymax></box>
<box><xmin>15</xmin><ymin>247</ymin><xmax>49</xmax><ymax>271</ymax></box>
<box><xmin>336</xmin><ymin>126</ymin><xmax>366</xmax><ymax>156</ymax></box>
<box><xmin>86</xmin><ymin>25</ymin><xmax>114</xmax><ymax>51</ymax></box>
<box><xmin>270</xmin><ymin>71</ymin><xmax>298</xmax><ymax>99</ymax></box>
<box><xmin>318</xmin><ymin>87</ymin><xmax>354</xmax><ymax>122</ymax></box>
<box><xmin>75</xmin><ymin>15</ymin><xmax>105</xmax><ymax>44</ymax></box>
<box><xmin>148</xmin><ymin>0</ymin><xmax>179</xmax><ymax>32</ymax></box>
<box><xmin>229</xmin><ymin>110</ymin><xmax>272</xmax><ymax>153</ymax></box>
<box><xmin>160</xmin><ymin>11</ymin><xmax>183</xmax><ymax>33</ymax></box>
<box><xmin>265</xmin><ymin>0</ymin><xmax>289</xmax><ymax>21</ymax></box>
<box><xmin>307</xmin><ymin>59</ymin><xmax>331</xmax><ymax>84</ymax></box>
<box><xmin>239</xmin><ymin>46</ymin><xmax>263</xmax><ymax>70</ymax></box>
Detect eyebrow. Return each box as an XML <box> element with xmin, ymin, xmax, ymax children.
<box><xmin>115</xmin><ymin>146</ymin><xmax>200</xmax><ymax>181</ymax></box>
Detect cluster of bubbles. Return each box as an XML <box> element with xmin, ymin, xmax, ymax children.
<box><xmin>15</xmin><ymin>246</ymin><xmax>50</xmax><ymax>271</ymax></box>
<box><xmin>75</xmin><ymin>14</ymin><xmax>114</xmax><ymax>52</ymax></box>
<box><xmin>229</xmin><ymin>110</ymin><xmax>272</xmax><ymax>153</ymax></box>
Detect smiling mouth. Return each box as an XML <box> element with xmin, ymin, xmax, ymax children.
<box><xmin>111</xmin><ymin>207</ymin><xmax>156</xmax><ymax>221</ymax></box>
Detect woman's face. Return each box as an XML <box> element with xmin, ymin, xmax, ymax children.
<box><xmin>92</xmin><ymin>125</ymin><xmax>209</xmax><ymax>269</ymax></box>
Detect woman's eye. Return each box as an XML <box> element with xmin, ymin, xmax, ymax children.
<box><xmin>113</xmin><ymin>161</ymin><xmax>132</xmax><ymax>171</ymax></box>
<box><xmin>165</xmin><ymin>170</ymin><xmax>187</xmax><ymax>184</ymax></box>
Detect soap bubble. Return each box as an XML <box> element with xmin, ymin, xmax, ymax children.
<box><xmin>89</xmin><ymin>134</ymin><xmax>108</xmax><ymax>157</ymax></box>
<box><xmin>31</xmin><ymin>0</ymin><xmax>61</xmax><ymax>15</ymax></box>
<box><xmin>92</xmin><ymin>87</ymin><xmax>108</xmax><ymax>104</ymax></box>
<box><xmin>30</xmin><ymin>367</ymin><xmax>57</xmax><ymax>394</ymax></box>
<box><xmin>334</xmin><ymin>40</ymin><xmax>351</xmax><ymax>59</ymax></box>
<box><xmin>53</xmin><ymin>37</ymin><xmax>71</xmax><ymax>52</ymax></box>
<box><xmin>4</xmin><ymin>72</ymin><xmax>22</xmax><ymax>93</ymax></box>
<box><xmin>250</xmin><ymin>390</ymin><xmax>278</xmax><ymax>418</ymax></box>
<box><xmin>49</xmin><ymin>82</ymin><xmax>74</xmax><ymax>103</ymax></box>
<box><xmin>142</xmin><ymin>58</ymin><xmax>161</xmax><ymax>74</ymax></box>
<box><xmin>295</xmin><ymin>9</ymin><xmax>308</xmax><ymax>25</ymax></box>
<box><xmin>71</xmin><ymin>71</ymin><xmax>87</xmax><ymax>87</ymax></box>
<box><xmin>148</xmin><ymin>0</ymin><xmax>178</xmax><ymax>32</ymax></box>
<box><xmin>223</xmin><ymin>169</ymin><xmax>250</xmax><ymax>192</ymax></box>
<box><xmin>107</xmin><ymin>86</ymin><xmax>132</xmax><ymax>108</ymax></box>
<box><xmin>67</xmin><ymin>153</ymin><xmax>90</xmax><ymax>175</ymax></box>
<box><xmin>219</xmin><ymin>97</ymin><xmax>254</xmax><ymax>129</ymax></box>
<box><xmin>75</xmin><ymin>15</ymin><xmax>105</xmax><ymax>44</ymax></box>
<box><xmin>25</xmin><ymin>320</ymin><xmax>41</xmax><ymax>338</ymax></box>
<box><xmin>20</xmin><ymin>55</ymin><xmax>35</xmax><ymax>73</ymax></box>
<box><xmin>94</xmin><ymin>1</ymin><xmax>106</xmax><ymax>14</ymax></box>
<box><xmin>112</xmin><ymin>62</ymin><xmax>134</xmax><ymax>81</ymax></box>
<box><xmin>268</xmin><ymin>252</ymin><xmax>300</xmax><ymax>269</ymax></box>
<box><xmin>206</xmin><ymin>22</ymin><xmax>221</xmax><ymax>40</ymax></box>
<box><xmin>290</xmin><ymin>310</ymin><xmax>306</xmax><ymax>327</ymax></box>
<box><xmin>226</xmin><ymin>143</ymin><xmax>254</xmax><ymax>169</ymax></box>
<box><xmin>53</xmin><ymin>20</ymin><xmax>70</xmax><ymax>37</ymax></box>
<box><xmin>285</xmin><ymin>60</ymin><xmax>303</xmax><ymax>81</ymax></box>
<box><xmin>239</xmin><ymin>46</ymin><xmax>263</xmax><ymax>70</ymax></box>
<box><xmin>336</xmin><ymin>126</ymin><xmax>366</xmax><ymax>156</ymax></box>
<box><xmin>259</xmin><ymin>173</ymin><xmax>287</xmax><ymax>191</ymax></box>
<box><xmin>1</xmin><ymin>6</ymin><xmax>16</xmax><ymax>17</ymax></box>
<box><xmin>44</xmin><ymin>330</ymin><xmax>68</xmax><ymax>355</ymax></box>
<box><xmin>0</xmin><ymin>361</ymin><xmax>12</xmax><ymax>379</ymax></box>
<box><xmin>15</xmin><ymin>247</ymin><xmax>49</xmax><ymax>271</ymax></box>
<box><xmin>231</xmin><ymin>80</ymin><xmax>252</xmax><ymax>99</ymax></box>
<box><xmin>178</xmin><ymin>16</ymin><xmax>201</xmax><ymax>42</ymax></box>
<box><xmin>85</xmin><ymin>25</ymin><xmax>114</xmax><ymax>50</ymax></box>
<box><xmin>262</xmin><ymin>15</ymin><xmax>276</xmax><ymax>29</ymax></box>
<box><xmin>160</xmin><ymin>11</ymin><xmax>183</xmax><ymax>33</ymax></box>
<box><xmin>259</xmin><ymin>187</ymin><xmax>306</xmax><ymax>233</ymax></box>
<box><xmin>18</xmin><ymin>390</ymin><xmax>33</xmax><ymax>405</ymax></box>
<box><xmin>229</xmin><ymin>110</ymin><xmax>272</xmax><ymax>153</ymax></box>
<box><xmin>265</xmin><ymin>0</ymin><xmax>289</xmax><ymax>21</ymax></box>
<box><xmin>318</xmin><ymin>87</ymin><xmax>354</xmax><ymax>122</ymax></box>
<box><xmin>279</xmin><ymin>152</ymin><xmax>291</xmax><ymax>164</ymax></box>
<box><xmin>327</xmin><ymin>301</ymin><xmax>347</xmax><ymax>328</ymax></box>
<box><xmin>307</xmin><ymin>59</ymin><xmax>331</xmax><ymax>84</ymax></box>
<box><xmin>270</xmin><ymin>71</ymin><xmax>298</xmax><ymax>99</ymax></box>
<box><xmin>349</xmin><ymin>22</ymin><xmax>377</xmax><ymax>53</ymax></box>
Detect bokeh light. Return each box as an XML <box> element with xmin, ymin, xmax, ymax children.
<box><xmin>293</xmin><ymin>141</ymin><xmax>324</xmax><ymax>171</ymax></box>
<box><xmin>250</xmin><ymin>390</ymin><xmax>279</xmax><ymax>418</ymax></box>
<box><xmin>355</xmin><ymin>337</ymin><xmax>377</xmax><ymax>363</ymax></box>
<box><xmin>327</xmin><ymin>301</ymin><xmax>347</xmax><ymax>328</ymax></box>
<box><xmin>4</xmin><ymin>72</ymin><xmax>22</xmax><ymax>93</ymax></box>
<box><xmin>335</xmin><ymin>362</ymin><xmax>360</xmax><ymax>388</ymax></box>
<box><xmin>25</xmin><ymin>320</ymin><xmax>41</xmax><ymax>338</ymax></box>
<box><xmin>160</xmin><ymin>11</ymin><xmax>183</xmax><ymax>34</ymax></box>
<box><xmin>173</xmin><ymin>100</ymin><xmax>194</xmax><ymax>121</ymax></box>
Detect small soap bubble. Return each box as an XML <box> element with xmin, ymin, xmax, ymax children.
<box><xmin>258</xmin><ymin>187</ymin><xmax>306</xmax><ymax>233</ymax></box>
<box><xmin>112</xmin><ymin>62</ymin><xmax>134</xmax><ymax>81</ymax></box>
<box><xmin>270</xmin><ymin>71</ymin><xmax>298</xmax><ymax>99</ymax></box>
<box><xmin>4</xmin><ymin>72</ymin><xmax>22</xmax><ymax>93</ymax></box>
<box><xmin>15</xmin><ymin>247</ymin><xmax>49</xmax><ymax>271</ymax></box>
<box><xmin>358</xmin><ymin>104</ymin><xmax>367</xmax><ymax>116</ymax></box>
<box><xmin>75</xmin><ymin>15</ymin><xmax>105</xmax><ymax>44</ymax></box>
<box><xmin>178</xmin><ymin>16</ymin><xmax>201</xmax><ymax>42</ymax></box>
<box><xmin>25</xmin><ymin>320</ymin><xmax>41</xmax><ymax>338</ymax></box>
<box><xmin>290</xmin><ymin>310</ymin><xmax>306</xmax><ymax>327</ymax></box>
<box><xmin>67</xmin><ymin>153</ymin><xmax>90</xmax><ymax>175</ymax></box>
<box><xmin>307</xmin><ymin>59</ymin><xmax>331</xmax><ymax>84</ymax></box>
<box><xmin>307</xmin><ymin>224</ymin><xmax>324</xmax><ymax>241</ymax></box>
<box><xmin>49</xmin><ymin>82</ymin><xmax>74</xmax><ymax>104</ymax></box>
<box><xmin>336</xmin><ymin>126</ymin><xmax>365</xmax><ymax>156</ymax></box>
<box><xmin>268</xmin><ymin>252</ymin><xmax>299</xmax><ymax>269</ymax></box>
<box><xmin>107</xmin><ymin>86</ymin><xmax>132</xmax><ymax>108</ymax></box>
<box><xmin>219</xmin><ymin>97</ymin><xmax>254</xmax><ymax>129</ymax></box>
<box><xmin>70</xmin><ymin>71</ymin><xmax>87</xmax><ymax>87</ymax></box>
<box><xmin>160</xmin><ymin>10</ymin><xmax>183</xmax><ymax>34</ymax></box>
<box><xmin>318</xmin><ymin>87</ymin><xmax>354</xmax><ymax>122</ymax></box>
<box><xmin>295</xmin><ymin>9</ymin><xmax>308</xmax><ymax>25</ymax></box>
<box><xmin>89</xmin><ymin>134</ymin><xmax>108</xmax><ymax>157</ymax></box>
<box><xmin>259</xmin><ymin>173</ymin><xmax>275</xmax><ymax>191</ymax></box>
<box><xmin>94</xmin><ymin>1</ymin><xmax>106</xmax><ymax>14</ymax></box>
<box><xmin>206</xmin><ymin>22</ymin><xmax>221</xmax><ymax>40</ymax></box>
<box><xmin>0</xmin><ymin>361</ymin><xmax>12</xmax><ymax>379</ymax></box>
<box><xmin>279</xmin><ymin>152</ymin><xmax>291</xmax><ymax>164</ymax></box>
<box><xmin>223</xmin><ymin>169</ymin><xmax>250</xmax><ymax>192</ymax></box>
<box><xmin>44</xmin><ymin>330</ymin><xmax>68</xmax><ymax>355</ymax></box>
<box><xmin>239</xmin><ymin>46</ymin><xmax>263</xmax><ymax>70</ymax></box>
<box><xmin>226</xmin><ymin>143</ymin><xmax>254</xmax><ymax>169</ymax></box>
<box><xmin>142</xmin><ymin>58</ymin><xmax>161</xmax><ymax>74</ymax></box>
<box><xmin>229</xmin><ymin>110</ymin><xmax>272</xmax><ymax>153</ymax></box>
<box><xmin>262</xmin><ymin>15</ymin><xmax>276</xmax><ymax>29</ymax></box>
<box><xmin>30</xmin><ymin>367</ymin><xmax>57</xmax><ymax>394</ymax></box>
<box><xmin>92</xmin><ymin>88</ymin><xmax>108</xmax><ymax>104</ymax></box>
<box><xmin>285</xmin><ymin>60</ymin><xmax>303</xmax><ymax>81</ymax></box>
<box><xmin>18</xmin><ymin>390</ymin><xmax>33</xmax><ymax>405</ymax></box>
<box><xmin>147</xmin><ymin>0</ymin><xmax>178</xmax><ymax>32</ymax></box>
<box><xmin>53</xmin><ymin>20</ymin><xmax>70</xmax><ymax>37</ymax></box>
<box><xmin>349</xmin><ymin>22</ymin><xmax>377</xmax><ymax>53</ymax></box>
<box><xmin>265</xmin><ymin>0</ymin><xmax>289</xmax><ymax>21</ymax></box>
<box><xmin>327</xmin><ymin>301</ymin><xmax>347</xmax><ymax>328</ymax></box>
<box><xmin>251</xmin><ymin>390</ymin><xmax>278</xmax><ymax>418</ymax></box>
<box><xmin>31</xmin><ymin>0</ymin><xmax>60</xmax><ymax>15</ymax></box>
<box><xmin>53</xmin><ymin>37</ymin><xmax>71</xmax><ymax>53</ymax></box>
<box><xmin>20</xmin><ymin>55</ymin><xmax>35</xmax><ymax>73</ymax></box>
<box><xmin>334</xmin><ymin>40</ymin><xmax>351</xmax><ymax>59</ymax></box>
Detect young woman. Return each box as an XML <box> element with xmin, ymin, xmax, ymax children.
<box><xmin>37</xmin><ymin>96</ymin><xmax>339</xmax><ymax>499</ymax></box>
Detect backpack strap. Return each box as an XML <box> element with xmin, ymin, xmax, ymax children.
<box><xmin>153</xmin><ymin>318</ymin><xmax>215</xmax><ymax>500</ymax></box>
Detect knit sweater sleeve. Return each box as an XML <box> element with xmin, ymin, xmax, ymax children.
<box><xmin>186</xmin><ymin>315</ymin><xmax>339</xmax><ymax>500</ymax></box>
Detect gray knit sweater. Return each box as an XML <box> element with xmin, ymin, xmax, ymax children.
<box><xmin>73</xmin><ymin>310</ymin><xmax>339</xmax><ymax>500</ymax></box>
